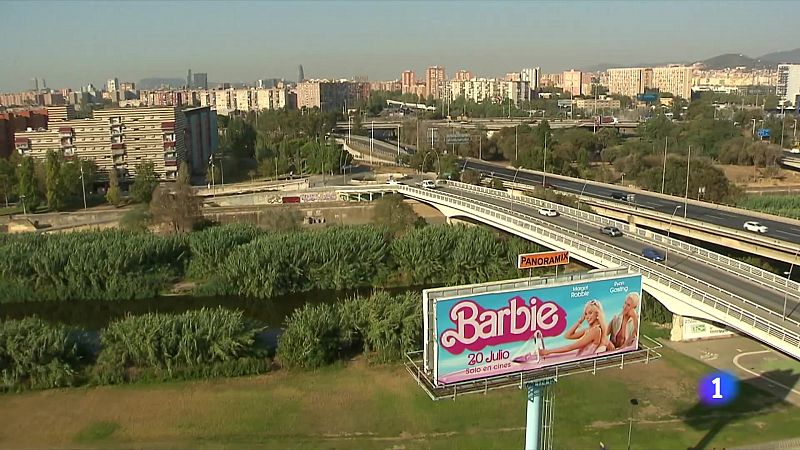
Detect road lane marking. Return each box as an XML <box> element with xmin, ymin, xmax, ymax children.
<box><xmin>774</xmin><ymin>229</ymin><xmax>800</xmax><ymax>238</ymax></box>
<box><xmin>732</xmin><ymin>350</ymin><xmax>800</xmax><ymax>397</ymax></box>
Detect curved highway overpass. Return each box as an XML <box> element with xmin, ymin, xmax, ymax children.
<box><xmin>336</xmin><ymin>182</ymin><xmax>800</xmax><ymax>359</ymax></box>
<box><xmin>462</xmin><ymin>158</ymin><xmax>800</xmax><ymax>264</ymax></box>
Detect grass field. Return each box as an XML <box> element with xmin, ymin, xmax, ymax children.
<box><xmin>0</xmin><ymin>345</ymin><xmax>796</xmax><ymax>450</ymax></box>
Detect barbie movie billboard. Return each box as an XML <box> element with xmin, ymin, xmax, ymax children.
<box><xmin>432</xmin><ymin>274</ymin><xmax>642</xmax><ymax>385</ymax></box>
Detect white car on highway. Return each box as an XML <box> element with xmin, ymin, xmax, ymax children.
<box><xmin>537</xmin><ymin>208</ymin><xmax>559</xmax><ymax>217</ymax></box>
<box><xmin>421</xmin><ymin>180</ymin><xmax>437</xmax><ymax>189</ymax></box>
<box><xmin>743</xmin><ymin>221</ymin><xmax>768</xmax><ymax>233</ymax></box>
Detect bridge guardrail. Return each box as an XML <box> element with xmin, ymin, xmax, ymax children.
<box><xmin>398</xmin><ymin>185</ymin><xmax>800</xmax><ymax>351</ymax></box>
<box><xmin>448</xmin><ymin>180</ymin><xmax>800</xmax><ymax>300</ymax></box>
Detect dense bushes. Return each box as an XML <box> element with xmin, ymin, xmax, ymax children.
<box><xmin>736</xmin><ymin>195</ymin><xmax>800</xmax><ymax>220</ymax></box>
<box><xmin>1</xmin><ymin>224</ymin><xmax>541</xmax><ymax>303</ymax></box>
<box><xmin>0</xmin><ymin>318</ymin><xmax>83</xmax><ymax>391</ymax></box>
<box><xmin>277</xmin><ymin>292</ymin><xmax>422</xmax><ymax>368</ymax></box>
<box><xmin>0</xmin><ymin>231</ymin><xmax>187</xmax><ymax>302</ymax></box>
<box><xmin>94</xmin><ymin>307</ymin><xmax>268</xmax><ymax>384</ymax></box>
<box><xmin>187</xmin><ymin>223</ymin><xmax>263</xmax><ymax>278</ymax></box>
<box><xmin>208</xmin><ymin>226</ymin><xmax>391</xmax><ymax>298</ymax></box>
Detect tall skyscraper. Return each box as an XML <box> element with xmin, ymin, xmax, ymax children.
<box><xmin>298</xmin><ymin>65</ymin><xmax>305</xmax><ymax>83</ymax></box>
<box><xmin>106</xmin><ymin>78</ymin><xmax>119</xmax><ymax>92</ymax></box>
<box><xmin>187</xmin><ymin>69</ymin><xmax>193</xmax><ymax>89</ymax></box>
<box><xmin>777</xmin><ymin>63</ymin><xmax>800</xmax><ymax>107</ymax></box>
<box><xmin>31</xmin><ymin>78</ymin><xmax>39</xmax><ymax>92</ymax></box>
<box><xmin>194</xmin><ymin>73</ymin><xmax>208</xmax><ymax>90</ymax></box>
<box><xmin>521</xmin><ymin>68</ymin><xmax>541</xmax><ymax>91</ymax></box>
<box><xmin>562</xmin><ymin>70</ymin><xmax>583</xmax><ymax>96</ymax></box>
<box><xmin>425</xmin><ymin>66</ymin><xmax>446</xmax><ymax>100</ymax></box>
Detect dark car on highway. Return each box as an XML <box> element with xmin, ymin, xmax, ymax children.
<box><xmin>641</xmin><ymin>247</ymin><xmax>665</xmax><ymax>262</ymax></box>
<box><xmin>600</xmin><ymin>226</ymin><xmax>623</xmax><ymax>237</ymax></box>
<box><xmin>610</xmin><ymin>191</ymin><xmax>628</xmax><ymax>201</ymax></box>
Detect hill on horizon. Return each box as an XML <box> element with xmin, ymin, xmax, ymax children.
<box><xmin>580</xmin><ymin>47</ymin><xmax>800</xmax><ymax>72</ymax></box>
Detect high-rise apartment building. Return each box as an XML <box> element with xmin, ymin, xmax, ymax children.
<box><xmin>521</xmin><ymin>68</ymin><xmax>540</xmax><ymax>91</ymax></box>
<box><xmin>607</xmin><ymin>68</ymin><xmax>652</xmax><ymax>98</ymax></box>
<box><xmin>448</xmin><ymin>79</ymin><xmax>530</xmax><ymax>105</ymax></box>
<box><xmin>295</xmin><ymin>80</ymin><xmax>369</xmax><ymax>112</ymax></box>
<box><xmin>13</xmin><ymin>105</ymin><xmax>216</xmax><ymax>179</ymax></box>
<box><xmin>425</xmin><ymin>66</ymin><xmax>446</xmax><ymax>100</ymax></box>
<box><xmin>563</xmin><ymin>70</ymin><xmax>583</xmax><ymax>96</ymax></box>
<box><xmin>401</xmin><ymin>70</ymin><xmax>416</xmax><ymax>94</ymax></box>
<box><xmin>453</xmin><ymin>70</ymin><xmax>473</xmax><ymax>81</ymax></box>
<box><xmin>651</xmin><ymin>66</ymin><xmax>692</xmax><ymax>99</ymax></box>
<box><xmin>106</xmin><ymin>78</ymin><xmax>119</xmax><ymax>92</ymax></box>
<box><xmin>777</xmin><ymin>64</ymin><xmax>800</xmax><ymax>107</ymax></box>
<box><xmin>193</xmin><ymin>73</ymin><xmax>208</xmax><ymax>90</ymax></box>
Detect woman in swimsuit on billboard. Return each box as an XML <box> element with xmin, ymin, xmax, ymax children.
<box><xmin>539</xmin><ymin>299</ymin><xmax>615</xmax><ymax>358</ymax></box>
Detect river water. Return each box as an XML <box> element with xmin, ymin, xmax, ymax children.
<box><xmin>0</xmin><ymin>285</ymin><xmax>428</xmax><ymax>331</ymax></box>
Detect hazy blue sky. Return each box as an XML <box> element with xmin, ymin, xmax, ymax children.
<box><xmin>2</xmin><ymin>0</ymin><xmax>798</xmax><ymax>92</ymax></box>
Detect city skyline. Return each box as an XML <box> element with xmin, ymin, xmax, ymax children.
<box><xmin>2</xmin><ymin>0</ymin><xmax>800</xmax><ymax>92</ymax></box>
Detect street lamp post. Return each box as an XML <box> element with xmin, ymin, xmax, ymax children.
<box><xmin>627</xmin><ymin>398</ymin><xmax>639</xmax><ymax>450</ymax></box>
<box><xmin>542</xmin><ymin>132</ymin><xmax>548</xmax><ymax>187</ymax></box>
<box><xmin>515</xmin><ymin>124</ymin><xmax>518</xmax><ymax>162</ymax></box>
<box><xmin>511</xmin><ymin>166</ymin><xmax>521</xmax><ymax>213</ymax></box>
<box><xmin>666</xmin><ymin>205</ymin><xmax>682</xmax><ymax>263</ymax></box>
<box><xmin>781</xmin><ymin>116</ymin><xmax>786</xmax><ymax>149</ymax></box>
<box><xmin>683</xmin><ymin>145</ymin><xmax>691</xmax><ymax>218</ymax></box>
<box><xmin>621</xmin><ymin>172</ymin><xmax>625</xmax><ymax>186</ymax></box>
<box><xmin>784</xmin><ymin>248</ymin><xmax>798</xmax><ymax>320</ymax></box>
<box><xmin>577</xmin><ymin>180</ymin><xmax>588</xmax><ymax>231</ymax></box>
<box><xmin>208</xmin><ymin>155</ymin><xmax>215</xmax><ymax>196</ymax></box>
<box><xmin>79</xmin><ymin>163</ymin><xmax>87</xmax><ymax>210</ymax></box>
<box><xmin>661</xmin><ymin>136</ymin><xmax>668</xmax><ymax>194</ymax></box>
<box><xmin>19</xmin><ymin>194</ymin><xmax>26</xmax><ymax>215</ymax></box>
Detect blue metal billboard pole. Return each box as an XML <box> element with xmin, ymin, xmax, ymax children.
<box><xmin>525</xmin><ymin>378</ymin><xmax>556</xmax><ymax>450</ymax></box>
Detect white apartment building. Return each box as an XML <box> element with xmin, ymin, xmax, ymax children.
<box><xmin>777</xmin><ymin>64</ymin><xmax>800</xmax><ymax>107</ymax></box>
<box><xmin>448</xmin><ymin>79</ymin><xmax>530</xmax><ymax>105</ymax></box>
<box><xmin>651</xmin><ymin>66</ymin><xmax>692</xmax><ymax>99</ymax></box>
<box><xmin>521</xmin><ymin>67</ymin><xmax>540</xmax><ymax>91</ymax></box>
<box><xmin>607</xmin><ymin>68</ymin><xmax>651</xmax><ymax>98</ymax></box>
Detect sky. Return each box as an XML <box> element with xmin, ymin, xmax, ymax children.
<box><xmin>2</xmin><ymin>0</ymin><xmax>799</xmax><ymax>92</ymax></box>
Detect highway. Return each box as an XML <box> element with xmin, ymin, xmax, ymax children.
<box><xmin>462</xmin><ymin>158</ymin><xmax>800</xmax><ymax>247</ymax></box>
<box><xmin>436</xmin><ymin>184</ymin><xmax>800</xmax><ymax>323</ymax></box>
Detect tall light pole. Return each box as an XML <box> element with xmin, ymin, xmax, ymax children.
<box><xmin>511</xmin><ymin>166</ymin><xmax>521</xmax><ymax>213</ymax></box>
<box><xmin>661</xmin><ymin>136</ymin><xmax>668</xmax><ymax>194</ymax></box>
<box><xmin>370</xmin><ymin>120</ymin><xmax>374</xmax><ymax>166</ymax></box>
<box><xmin>19</xmin><ymin>194</ymin><xmax>26</xmax><ymax>215</ymax></box>
<box><xmin>752</xmin><ymin>118</ymin><xmax>757</xmax><ymax>141</ymax></box>
<box><xmin>209</xmin><ymin>155</ymin><xmax>215</xmax><ymax>196</ymax></box>
<box><xmin>542</xmin><ymin>132</ymin><xmax>548</xmax><ymax>187</ymax></box>
<box><xmin>683</xmin><ymin>145</ymin><xmax>691</xmax><ymax>218</ymax></box>
<box><xmin>621</xmin><ymin>172</ymin><xmax>625</xmax><ymax>186</ymax></box>
<box><xmin>666</xmin><ymin>205</ymin><xmax>682</xmax><ymax>263</ymax></box>
<box><xmin>577</xmin><ymin>179</ymin><xmax>588</xmax><ymax>231</ymax></box>
<box><xmin>347</xmin><ymin>114</ymin><xmax>351</xmax><ymax>144</ymax></box>
<box><xmin>784</xmin><ymin>248</ymin><xmax>798</xmax><ymax>320</ymax></box>
<box><xmin>793</xmin><ymin>119</ymin><xmax>798</xmax><ymax>143</ymax></box>
<box><xmin>627</xmin><ymin>398</ymin><xmax>639</xmax><ymax>450</ymax></box>
<box><xmin>79</xmin><ymin>162</ymin><xmax>87</xmax><ymax>210</ymax></box>
<box><xmin>515</xmin><ymin>124</ymin><xmax>519</xmax><ymax>162</ymax></box>
<box><xmin>780</xmin><ymin>116</ymin><xmax>786</xmax><ymax>149</ymax></box>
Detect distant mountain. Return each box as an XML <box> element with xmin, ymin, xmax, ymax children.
<box><xmin>138</xmin><ymin>78</ymin><xmax>186</xmax><ymax>90</ymax></box>
<box><xmin>581</xmin><ymin>47</ymin><xmax>800</xmax><ymax>72</ymax></box>
<box><xmin>696</xmin><ymin>53</ymin><xmax>764</xmax><ymax>69</ymax></box>
<box><xmin>758</xmin><ymin>48</ymin><xmax>800</xmax><ymax>64</ymax></box>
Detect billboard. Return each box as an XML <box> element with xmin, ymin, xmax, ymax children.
<box><xmin>431</xmin><ymin>273</ymin><xmax>642</xmax><ymax>386</ymax></box>
<box><xmin>518</xmin><ymin>251</ymin><xmax>569</xmax><ymax>269</ymax></box>
<box><xmin>445</xmin><ymin>133</ymin><xmax>470</xmax><ymax>145</ymax></box>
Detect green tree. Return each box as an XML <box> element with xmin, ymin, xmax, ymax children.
<box><xmin>372</xmin><ymin>194</ymin><xmax>421</xmax><ymax>236</ymax></box>
<box><xmin>45</xmin><ymin>150</ymin><xmax>65</xmax><ymax>211</ymax></box>
<box><xmin>0</xmin><ymin>158</ymin><xmax>17</xmax><ymax>207</ymax></box>
<box><xmin>149</xmin><ymin>162</ymin><xmax>200</xmax><ymax>233</ymax></box>
<box><xmin>17</xmin><ymin>157</ymin><xmax>40</xmax><ymax>212</ymax></box>
<box><xmin>106</xmin><ymin>168</ymin><xmax>122</xmax><ymax>206</ymax></box>
<box><xmin>130</xmin><ymin>162</ymin><xmax>158</xmax><ymax>204</ymax></box>
<box><xmin>60</xmin><ymin>159</ymin><xmax>96</xmax><ymax>208</ymax></box>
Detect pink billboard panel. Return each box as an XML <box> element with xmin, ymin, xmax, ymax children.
<box><xmin>433</xmin><ymin>274</ymin><xmax>642</xmax><ymax>385</ymax></box>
